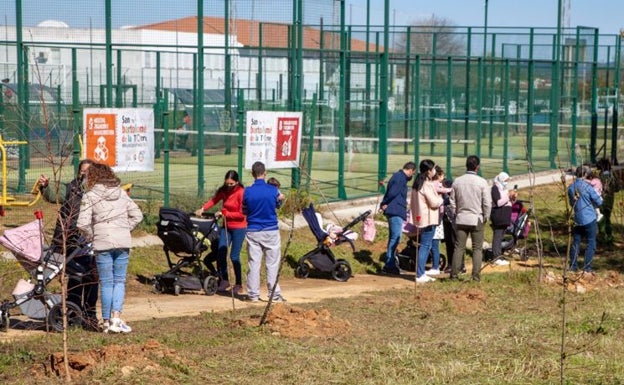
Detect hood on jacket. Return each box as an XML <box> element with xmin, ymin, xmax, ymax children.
<box><xmin>89</xmin><ymin>183</ymin><xmax>122</xmax><ymax>201</ymax></box>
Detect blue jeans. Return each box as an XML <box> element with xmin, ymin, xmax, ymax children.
<box><xmin>570</xmin><ymin>221</ymin><xmax>597</xmax><ymax>272</ymax></box>
<box><xmin>417</xmin><ymin>225</ymin><xmax>435</xmax><ymax>278</ymax></box>
<box><xmin>217</xmin><ymin>227</ymin><xmax>246</xmax><ymax>285</ymax></box>
<box><xmin>96</xmin><ymin>249</ymin><xmax>129</xmax><ymax>320</ymax></box>
<box><xmin>431</xmin><ymin>239</ymin><xmax>440</xmax><ymax>270</ymax></box>
<box><xmin>385</xmin><ymin>215</ymin><xmax>404</xmax><ymax>268</ymax></box>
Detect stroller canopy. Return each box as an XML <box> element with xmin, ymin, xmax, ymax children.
<box><xmin>302</xmin><ymin>204</ymin><xmax>327</xmax><ymax>243</ymax></box>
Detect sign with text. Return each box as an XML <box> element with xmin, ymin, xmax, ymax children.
<box><xmin>83</xmin><ymin>108</ymin><xmax>154</xmax><ymax>172</ymax></box>
<box><xmin>244</xmin><ymin>111</ymin><xmax>302</xmax><ymax>169</ymax></box>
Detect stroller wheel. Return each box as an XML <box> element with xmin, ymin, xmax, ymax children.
<box><xmin>203</xmin><ymin>276</ymin><xmax>218</xmax><ymax>296</ymax></box>
<box><xmin>152</xmin><ymin>278</ymin><xmax>165</xmax><ymax>294</ymax></box>
<box><xmin>439</xmin><ymin>254</ymin><xmax>448</xmax><ymax>272</ymax></box>
<box><xmin>47</xmin><ymin>301</ymin><xmax>83</xmax><ymax>332</ymax></box>
<box><xmin>0</xmin><ymin>309</ymin><xmax>8</xmax><ymax>332</ymax></box>
<box><xmin>295</xmin><ymin>263</ymin><xmax>310</xmax><ymax>279</ymax></box>
<box><xmin>332</xmin><ymin>260</ymin><xmax>352</xmax><ymax>282</ymax></box>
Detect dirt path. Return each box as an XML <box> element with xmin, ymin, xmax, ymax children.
<box><xmin>0</xmin><ymin>271</ymin><xmax>419</xmax><ymax>341</ymax></box>
<box><xmin>3</xmin><ymin>258</ymin><xmax>617</xmax><ymax>343</ymax></box>
<box><xmin>122</xmin><ymin>272</ymin><xmax>416</xmax><ymax>322</ymax></box>
<box><xmin>1</xmin><ymin>259</ymin><xmax>537</xmax><ymax>342</ymax></box>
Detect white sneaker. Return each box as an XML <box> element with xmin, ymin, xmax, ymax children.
<box><xmin>425</xmin><ymin>269</ymin><xmax>441</xmax><ymax>276</ymax></box>
<box><xmin>494</xmin><ymin>259</ymin><xmax>510</xmax><ymax>266</ymax></box>
<box><xmin>416</xmin><ymin>275</ymin><xmax>436</xmax><ymax>284</ymax></box>
<box><xmin>108</xmin><ymin>317</ymin><xmax>132</xmax><ymax>333</ymax></box>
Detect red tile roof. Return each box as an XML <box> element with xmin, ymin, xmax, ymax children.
<box><xmin>135</xmin><ymin>16</ymin><xmax>379</xmax><ymax>52</ymax></box>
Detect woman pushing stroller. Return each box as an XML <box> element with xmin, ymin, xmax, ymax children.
<box><xmin>39</xmin><ymin>159</ymin><xmax>99</xmax><ymax>330</ymax></box>
<box><xmin>196</xmin><ymin>170</ymin><xmax>247</xmax><ymax>295</ymax></box>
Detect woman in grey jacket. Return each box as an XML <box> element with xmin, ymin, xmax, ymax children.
<box><xmin>77</xmin><ymin>163</ymin><xmax>143</xmax><ymax>333</ymax></box>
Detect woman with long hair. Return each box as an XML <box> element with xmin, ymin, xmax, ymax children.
<box><xmin>77</xmin><ymin>163</ymin><xmax>143</xmax><ymax>333</ymax></box>
<box><xmin>410</xmin><ymin>159</ymin><xmax>443</xmax><ymax>283</ymax></box>
<box><xmin>196</xmin><ymin>170</ymin><xmax>247</xmax><ymax>295</ymax></box>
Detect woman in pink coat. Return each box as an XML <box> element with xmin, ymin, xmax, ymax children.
<box><xmin>410</xmin><ymin>159</ymin><xmax>443</xmax><ymax>284</ymax></box>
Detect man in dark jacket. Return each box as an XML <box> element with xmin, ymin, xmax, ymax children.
<box><xmin>379</xmin><ymin>161</ymin><xmax>416</xmax><ymax>275</ymax></box>
<box><xmin>39</xmin><ymin>159</ymin><xmax>99</xmax><ymax>330</ymax></box>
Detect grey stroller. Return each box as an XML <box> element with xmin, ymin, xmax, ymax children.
<box><xmin>0</xmin><ymin>216</ymin><xmax>94</xmax><ymax>332</ymax></box>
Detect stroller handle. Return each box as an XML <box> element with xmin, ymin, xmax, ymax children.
<box><xmin>342</xmin><ymin>210</ymin><xmax>372</xmax><ymax>232</ymax></box>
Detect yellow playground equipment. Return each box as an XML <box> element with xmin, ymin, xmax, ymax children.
<box><xmin>0</xmin><ymin>134</ymin><xmax>42</xmax><ymax>216</ymax></box>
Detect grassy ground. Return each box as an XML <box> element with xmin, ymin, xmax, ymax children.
<box><xmin>1</xmin><ymin>183</ymin><xmax>623</xmax><ymax>384</ymax></box>
<box><xmin>1</xmin><ymin>271</ymin><xmax>623</xmax><ymax>384</ymax></box>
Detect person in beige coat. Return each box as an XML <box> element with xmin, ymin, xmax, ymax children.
<box><xmin>410</xmin><ymin>159</ymin><xmax>443</xmax><ymax>283</ymax></box>
<box><xmin>77</xmin><ymin>163</ymin><xmax>143</xmax><ymax>333</ymax></box>
<box><xmin>449</xmin><ymin>155</ymin><xmax>492</xmax><ymax>282</ymax></box>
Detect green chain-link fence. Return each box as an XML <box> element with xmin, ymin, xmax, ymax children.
<box><xmin>1</xmin><ymin>0</ymin><xmax>622</xmax><ymax>224</ymax></box>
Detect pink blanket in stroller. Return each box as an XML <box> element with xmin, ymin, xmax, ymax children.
<box><xmin>0</xmin><ymin>220</ymin><xmax>43</xmax><ymax>270</ymax></box>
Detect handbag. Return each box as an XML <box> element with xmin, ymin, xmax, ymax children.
<box><xmin>362</xmin><ymin>216</ymin><xmax>376</xmax><ymax>242</ymax></box>
<box><xmin>402</xmin><ymin>209</ymin><xmax>420</xmax><ymax>235</ymax></box>
<box><xmin>433</xmin><ymin>223</ymin><xmax>445</xmax><ymax>240</ymax></box>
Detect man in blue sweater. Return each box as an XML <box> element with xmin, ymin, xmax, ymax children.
<box><xmin>379</xmin><ymin>161</ymin><xmax>416</xmax><ymax>275</ymax></box>
<box><xmin>242</xmin><ymin>161</ymin><xmax>286</xmax><ymax>302</ymax></box>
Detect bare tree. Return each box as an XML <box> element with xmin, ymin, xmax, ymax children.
<box><xmin>395</xmin><ymin>14</ymin><xmax>466</xmax><ymax>58</ymax></box>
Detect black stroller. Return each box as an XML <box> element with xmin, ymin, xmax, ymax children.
<box><xmin>484</xmin><ymin>200</ymin><xmax>532</xmax><ymax>263</ymax></box>
<box><xmin>294</xmin><ymin>204</ymin><xmax>371</xmax><ymax>282</ymax></box>
<box><xmin>152</xmin><ymin>207</ymin><xmax>220</xmax><ymax>296</ymax></box>
<box><xmin>0</xmin><ymin>218</ymin><xmax>95</xmax><ymax>332</ymax></box>
<box><xmin>396</xmin><ymin>237</ymin><xmax>448</xmax><ymax>273</ymax></box>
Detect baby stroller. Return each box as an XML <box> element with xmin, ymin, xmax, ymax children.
<box><xmin>152</xmin><ymin>207</ymin><xmax>220</xmax><ymax>296</ymax></box>
<box><xmin>396</xmin><ymin>236</ymin><xmax>448</xmax><ymax>272</ymax></box>
<box><xmin>396</xmin><ymin>208</ymin><xmax>448</xmax><ymax>272</ymax></box>
<box><xmin>294</xmin><ymin>204</ymin><xmax>371</xmax><ymax>282</ymax></box>
<box><xmin>484</xmin><ymin>200</ymin><xmax>532</xmax><ymax>263</ymax></box>
<box><xmin>0</xmin><ymin>216</ymin><xmax>94</xmax><ymax>332</ymax></box>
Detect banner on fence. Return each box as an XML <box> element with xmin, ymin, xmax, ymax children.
<box><xmin>244</xmin><ymin>110</ymin><xmax>303</xmax><ymax>169</ymax></box>
<box><xmin>83</xmin><ymin>108</ymin><xmax>154</xmax><ymax>172</ymax></box>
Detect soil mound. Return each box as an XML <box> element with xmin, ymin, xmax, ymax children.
<box><xmin>543</xmin><ymin>269</ymin><xmax>624</xmax><ymax>292</ymax></box>
<box><xmin>39</xmin><ymin>339</ymin><xmax>182</xmax><ymax>381</ymax></box>
<box><xmin>240</xmin><ymin>303</ymin><xmax>352</xmax><ymax>339</ymax></box>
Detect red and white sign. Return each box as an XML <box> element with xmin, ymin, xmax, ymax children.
<box><xmin>245</xmin><ymin>111</ymin><xmax>302</xmax><ymax>169</ymax></box>
<box><xmin>83</xmin><ymin>108</ymin><xmax>154</xmax><ymax>172</ymax></box>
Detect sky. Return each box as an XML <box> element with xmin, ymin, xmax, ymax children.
<box><xmin>350</xmin><ymin>0</ymin><xmax>622</xmax><ymax>35</ymax></box>
<box><xmin>1</xmin><ymin>0</ymin><xmax>622</xmax><ymax>36</ymax></box>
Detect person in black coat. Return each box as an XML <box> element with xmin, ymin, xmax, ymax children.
<box><xmin>489</xmin><ymin>172</ymin><xmax>517</xmax><ymax>266</ymax></box>
<box><xmin>39</xmin><ymin>159</ymin><xmax>99</xmax><ymax>330</ymax></box>
<box><xmin>441</xmin><ymin>178</ymin><xmax>465</xmax><ymax>274</ymax></box>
